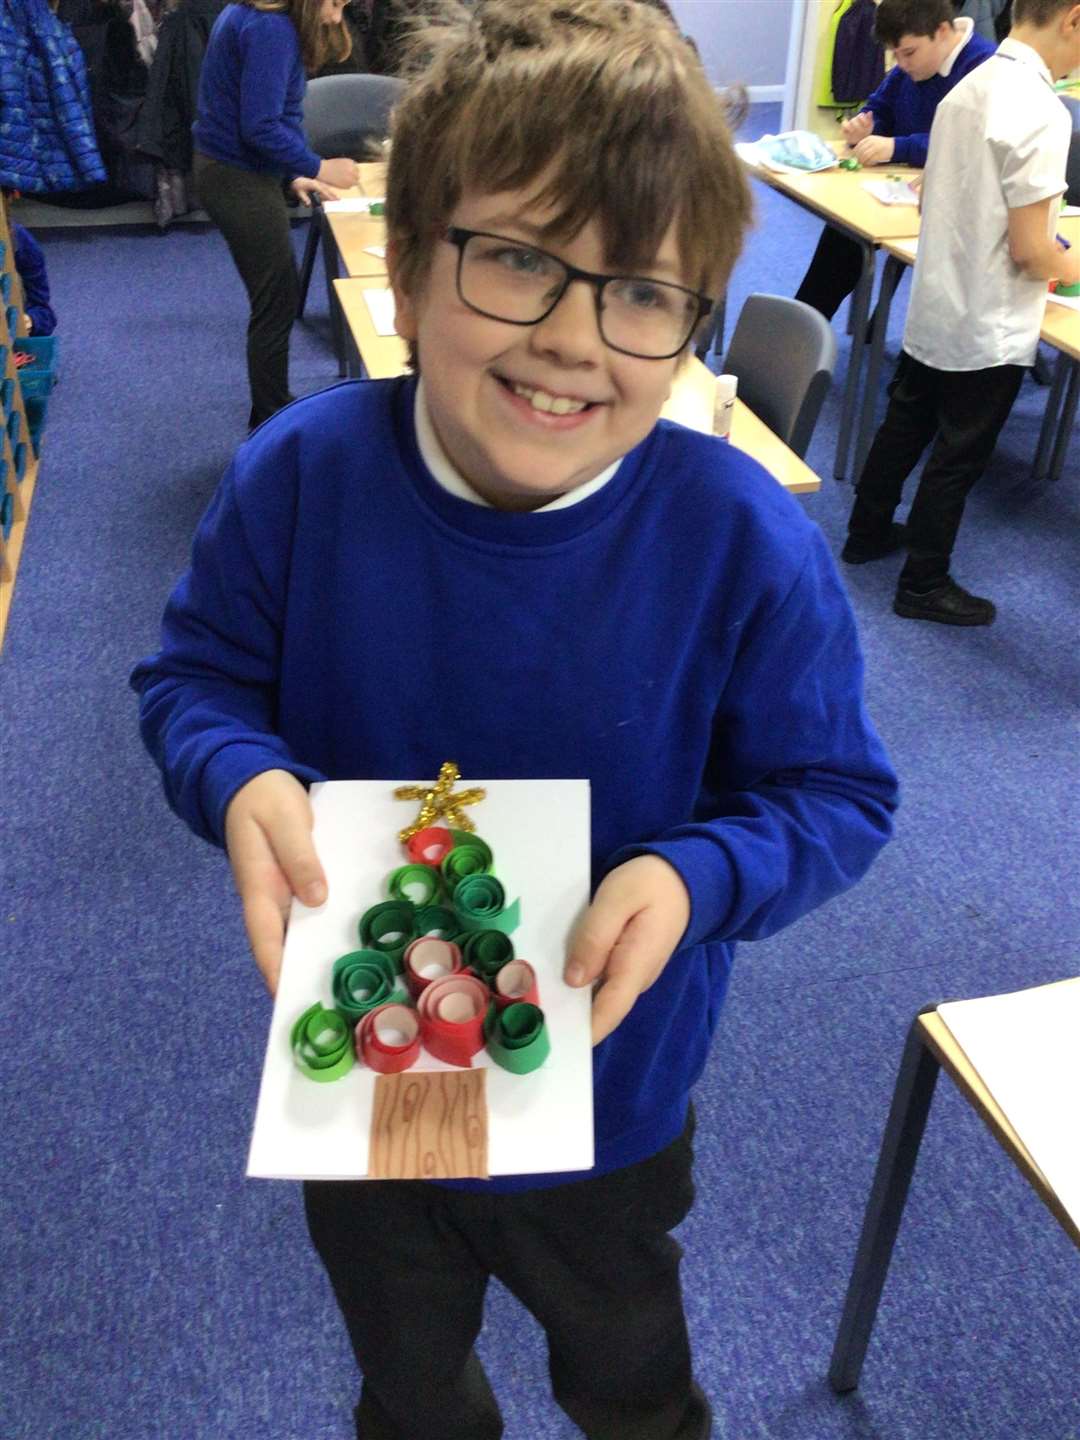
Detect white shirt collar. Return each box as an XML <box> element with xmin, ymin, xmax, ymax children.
<box><xmin>996</xmin><ymin>36</ymin><xmax>1055</xmax><ymax>87</ymax></box>
<box><xmin>413</xmin><ymin>377</ymin><xmax>619</xmax><ymax>511</ymax></box>
<box><xmin>938</xmin><ymin>15</ymin><xmax>973</xmax><ymax>77</ymax></box>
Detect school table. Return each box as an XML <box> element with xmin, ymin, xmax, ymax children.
<box><xmin>332</xmin><ymin>277</ymin><xmax>822</xmax><ymax>495</ymax></box>
<box><xmin>862</xmin><ymin>225</ymin><xmax>1080</xmax><ymax>483</ymax></box>
<box><xmin>738</xmin><ymin>147</ymin><xmax>922</xmax><ymax>484</ymax></box>
<box><xmin>313</xmin><ymin>161</ymin><xmax>391</xmax><ymax>375</ymax></box>
<box><xmin>829</xmin><ymin>981</ymin><xmax>1080</xmax><ymax>1393</ymax></box>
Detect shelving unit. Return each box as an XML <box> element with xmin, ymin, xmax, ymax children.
<box><xmin>0</xmin><ymin>191</ymin><xmax>41</xmax><ymax>653</ymax></box>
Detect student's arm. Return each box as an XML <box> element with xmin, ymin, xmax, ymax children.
<box><xmin>566</xmin><ymin>530</ymin><xmax>899</xmax><ymax>1042</ymax></box>
<box><xmin>889</xmin><ymin>130</ymin><xmax>928</xmax><ymax>168</ymax></box>
<box><xmin>12</xmin><ymin>225</ymin><xmax>57</xmax><ymax>336</ymax></box>
<box><xmin>131</xmin><ymin>449</ymin><xmax>327</xmax><ymax>989</ymax></box>
<box><xmin>1007</xmin><ymin>197</ymin><xmax>1080</xmax><ymax>284</ymax></box>
<box><xmin>860</xmin><ymin>66</ymin><xmax>901</xmax><ymax>138</ymax></box>
<box><xmin>237</xmin><ymin>19</ymin><xmax>322</xmax><ymax>177</ymax></box>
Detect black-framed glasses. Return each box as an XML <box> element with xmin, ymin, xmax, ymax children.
<box><xmin>443</xmin><ymin>227</ymin><xmax>714</xmax><ymax>361</ymax></box>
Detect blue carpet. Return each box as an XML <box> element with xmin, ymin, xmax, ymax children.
<box><xmin>1</xmin><ymin>103</ymin><xmax>1078</xmax><ymax>1438</ymax></box>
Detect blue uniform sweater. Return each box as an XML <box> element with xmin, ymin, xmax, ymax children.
<box><xmin>863</xmin><ymin>29</ymin><xmax>996</xmax><ymax>167</ymax></box>
<box><xmin>192</xmin><ymin>3</ymin><xmax>320</xmax><ymax>179</ymax></box>
<box><xmin>131</xmin><ymin>378</ymin><xmax>898</xmax><ymax>1193</ymax></box>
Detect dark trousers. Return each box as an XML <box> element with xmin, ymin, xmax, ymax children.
<box><xmin>848</xmin><ymin>351</ymin><xmax>1024</xmax><ymax>588</ymax></box>
<box><xmin>795</xmin><ymin>224</ymin><xmax>863</xmax><ymax>320</ymax></box>
<box><xmin>304</xmin><ymin>1116</ymin><xmax>709</xmax><ymax>1440</ymax></box>
<box><xmin>194</xmin><ymin>153</ymin><xmax>299</xmax><ymax>429</ymax></box>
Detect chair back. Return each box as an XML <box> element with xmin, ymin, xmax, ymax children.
<box><xmin>302</xmin><ymin>73</ymin><xmax>406</xmax><ymax>160</ymax></box>
<box><xmin>721</xmin><ymin>293</ymin><xmax>838</xmax><ymax>459</ymax></box>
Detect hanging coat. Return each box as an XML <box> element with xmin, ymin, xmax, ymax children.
<box><xmin>0</xmin><ymin>0</ymin><xmax>106</xmax><ymax>192</ymax></box>
<box><xmin>135</xmin><ymin>0</ymin><xmax>227</xmax><ymax>173</ymax></box>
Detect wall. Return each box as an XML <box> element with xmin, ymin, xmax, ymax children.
<box><xmin>669</xmin><ymin>0</ymin><xmax>796</xmax><ymax>94</ymax></box>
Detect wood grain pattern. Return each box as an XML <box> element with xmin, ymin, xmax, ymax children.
<box><xmin>368</xmin><ymin>1070</ymin><xmax>489</xmax><ymax>1179</ymax></box>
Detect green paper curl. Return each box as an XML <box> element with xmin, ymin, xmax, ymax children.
<box><xmin>291</xmin><ymin>1003</ymin><xmax>355</xmax><ymax>1082</ymax></box>
<box><xmin>387</xmin><ymin>863</ymin><xmax>442</xmax><ymax>907</ymax></box>
<box><xmin>484</xmin><ymin>1001</ymin><xmax>550</xmax><ymax>1073</ymax></box>
<box><xmin>453</xmin><ymin>874</ymin><xmax>521</xmax><ymax>935</ymax></box>
<box><xmin>331</xmin><ymin>949</ymin><xmax>400</xmax><ymax>1022</ymax></box>
<box><xmin>358</xmin><ymin>900</ymin><xmax>417</xmax><ymax>966</ymax></box>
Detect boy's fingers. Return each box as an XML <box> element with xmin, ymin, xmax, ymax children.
<box><xmin>265</xmin><ymin>807</ymin><xmax>327</xmax><ymax>908</ymax></box>
<box><xmin>588</xmin><ymin>911</ymin><xmax>669</xmax><ymax>1045</ymax></box>
<box><xmin>241</xmin><ymin>886</ymin><xmax>287</xmax><ymax>995</ymax></box>
<box><xmin>563</xmin><ymin>877</ymin><xmax>637</xmax><ymax>987</ymax></box>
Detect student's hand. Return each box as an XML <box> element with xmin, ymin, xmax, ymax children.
<box><xmin>224</xmin><ymin>769</ymin><xmax>327</xmax><ymax>995</ymax></box>
<box><xmin>318</xmin><ymin>156</ymin><xmax>361</xmax><ymax>190</ymax></box>
<box><xmin>841</xmin><ymin>111</ymin><xmax>874</xmax><ymax>145</ymax></box>
<box><xmin>290</xmin><ymin>175</ymin><xmax>342</xmax><ymax>206</ymax></box>
<box><xmin>564</xmin><ymin>855</ymin><xmax>691</xmax><ymax>1046</ymax></box>
<box><xmin>852</xmin><ymin>135</ymin><xmax>895</xmax><ymax>166</ymax></box>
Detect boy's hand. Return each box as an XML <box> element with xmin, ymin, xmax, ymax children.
<box><xmin>564</xmin><ymin>856</ymin><xmax>690</xmax><ymax>1046</ymax></box>
<box><xmin>841</xmin><ymin>111</ymin><xmax>874</xmax><ymax>145</ymax></box>
<box><xmin>290</xmin><ymin>175</ymin><xmax>342</xmax><ymax>207</ymax></box>
<box><xmin>224</xmin><ymin>769</ymin><xmax>327</xmax><ymax>995</ymax></box>
<box><xmin>852</xmin><ymin>135</ymin><xmax>894</xmax><ymax>166</ymax></box>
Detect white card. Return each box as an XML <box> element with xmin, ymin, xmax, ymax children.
<box><xmin>862</xmin><ymin>178</ymin><xmax>919</xmax><ymax>206</ymax></box>
<box><xmin>362</xmin><ymin>288</ymin><xmax>398</xmax><ymax>336</ymax></box>
<box><xmin>248</xmin><ymin>779</ymin><xmax>595</xmax><ymax>1179</ymax></box>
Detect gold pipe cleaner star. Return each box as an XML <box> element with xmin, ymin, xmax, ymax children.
<box><xmin>395</xmin><ymin>761</ymin><xmax>486</xmax><ymax>843</ymax></box>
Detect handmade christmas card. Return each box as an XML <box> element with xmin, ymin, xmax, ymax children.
<box><xmin>248</xmin><ymin>770</ymin><xmax>594</xmax><ymax>1180</ymax></box>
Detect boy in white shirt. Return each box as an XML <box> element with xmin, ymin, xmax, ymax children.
<box><xmin>842</xmin><ymin>0</ymin><xmax>1080</xmax><ymax>625</ymax></box>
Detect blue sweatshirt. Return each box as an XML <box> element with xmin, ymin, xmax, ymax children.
<box><xmin>192</xmin><ymin>3</ymin><xmax>321</xmax><ymax>178</ymax></box>
<box><xmin>12</xmin><ymin>224</ymin><xmax>56</xmax><ymax>336</ymax></box>
<box><xmin>862</xmin><ymin>25</ymin><xmax>996</xmax><ymax>167</ymax></box>
<box><xmin>131</xmin><ymin>378</ymin><xmax>898</xmax><ymax>1193</ymax></box>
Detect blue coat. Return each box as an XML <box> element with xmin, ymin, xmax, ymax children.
<box><xmin>0</xmin><ymin>0</ymin><xmax>105</xmax><ymax>192</ymax></box>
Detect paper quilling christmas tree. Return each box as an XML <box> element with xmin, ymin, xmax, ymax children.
<box><xmin>248</xmin><ymin>768</ymin><xmax>594</xmax><ymax>1182</ymax></box>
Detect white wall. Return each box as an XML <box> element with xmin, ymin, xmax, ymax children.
<box><xmin>669</xmin><ymin>0</ymin><xmax>796</xmax><ymax>94</ymax></box>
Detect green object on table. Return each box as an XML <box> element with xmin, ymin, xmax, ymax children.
<box><xmin>839</xmin><ymin>157</ymin><xmax>861</xmax><ymax>171</ymax></box>
<box><xmin>387</xmin><ymin>863</ymin><xmax>442</xmax><ymax>907</ymax></box>
<box><xmin>291</xmin><ymin>1003</ymin><xmax>355</xmax><ymax>1081</ymax></box>
<box><xmin>1056</xmin><ymin>281</ymin><xmax>1080</xmax><ymax>297</ymax></box>
<box><xmin>452</xmin><ymin>874</ymin><xmax>521</xmax><ymax>934</ymax></box>
<box><xmin>358</xmin><ymin>900</ymin><xmax>417</xmax><ymax>966</ymax></box>
<box><xmin>369</xmin><ymin>201</ymin><xmax>385</xmax><ymax>215</ymax></box>
<box><xmin>331</xmin><ymin>949</ymin><xmax>400</xmax><ymax>1021</ymax></box>
<box><xmin>485</xmin><ymin>1002</ymin><xmax>550</xmax><ymax>1073</ymax></box>
<box><xmin>462</xmin><ymin>929</ymin><xmax>515</xmax><ymax>979</ymax></box>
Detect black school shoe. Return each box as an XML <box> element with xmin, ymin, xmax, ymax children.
<box><xmin>840</xmin><ymin>522</ymin><xmax>906</xmax><ymax>565</ymax></box>
<box><xmin>893</xmin><ymin>577</ymin><xmax>996</xmax><ymax>626</ymax></box>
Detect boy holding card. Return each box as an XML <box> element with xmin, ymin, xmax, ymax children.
<box><xmin>132</xmin><ymin>2</ymin><xmax>898</xmax><ymax>1435</ymax></box>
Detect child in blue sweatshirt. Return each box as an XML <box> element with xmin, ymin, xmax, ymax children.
<box><xmin>193</xmin><ymin>0</ymin><xmax>360</xmax><ymax>429</ymax></box>
<box><xmin>11</xmin><ymin>224</ymin><xmax>57</xmax><ymax>336</ymax></box>
<box><xmin>133</xmin><ymin>3</ymin><xmax>898</xmax><ymax>1435</ymax></box>
<box><xmin>796</xmin><ymin>0</ymin><xmax>995</xmax><ymax>319</ymax></box>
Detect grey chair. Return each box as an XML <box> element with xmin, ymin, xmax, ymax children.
<box><xmin>297</xmin><ymin>73</ymin><xmax>406</xmax><ymax>370</ymax></box>
<box><xmin>720</xmin><ymin>293</ymin><xmax>838</xmax><ymax>460</ymax></box>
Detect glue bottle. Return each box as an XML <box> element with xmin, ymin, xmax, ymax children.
<box><xmin>714</xmin><ymin>374</ymin><xmax>737</xmax><ymax>441</ymax></box>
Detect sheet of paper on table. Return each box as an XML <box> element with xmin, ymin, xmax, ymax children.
<box><xmin>1046</xmin><ymin>291</ymin><xmax>1080</xmax><ymax>312</ymax></box>
<box><xmin>937</xmin><ymin>977</ymin><xmax>1080</xmax><ymax>1230</ymax></box>
<box><xmin>248</xmin><ymin>778</ymin><xmax>594</xmax><ymax>1180</ymax></box>
<box><xmin>363</xmin><ymin>245</ymin><xmax>387</xmax><ymax>258</ymax></box>
<box><xmin>323</xmin><ymin>197</ymin><xmax>386</xmax><ymax>213</ymax></box>
<box><xmin>862</xmin><ymin>178</ymin><xmax>919</xmax><ymax>207</ymax></box>
<box><xmin>362</xmin><ymin>288</ymin><xmax>397</xmax><ymax>336</ymax></box>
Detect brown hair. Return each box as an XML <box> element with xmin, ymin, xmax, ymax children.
<box><xmin>874</xmin><ymin>0</ymin><xmax>955</xmax><ymax>45</ymax></box>
<box><xmin>1013</xmin><ymin>0</ymin><xmax>1078</xmax><ymax>23</ymax></box>
<box><xmin>244</xmin><ymin>0</ymin><xmax>352</xmax><ymax>75</ymax></box>
<box><xmin>386</xmin><ymin>0</ymin><xmax>751</xmax><ymax>340</ymax></box>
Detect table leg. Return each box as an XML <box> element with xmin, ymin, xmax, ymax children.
<box><xmin>851</xmin><ymin>255</ymin><xmax>904</xmax><ymax>485</ymax></box>
<box><xmin>828</xmin><ymin>1015</ymin><xmax>941</xmax><ymax>1394</ymax></box>
<box><xmin>834</xmin><ymin>240</ymin><xmax>875</xmax><ymax>483</ymax></box>
<box><xmin>1032</xmin><ymin>351</ymin><xmax>1070</xmax><ymax>479</ymax></box>
<box><xmin>1049</xmin><ymin>357</ymin><xmax>1079</xmax><ymax>481</ymax></box>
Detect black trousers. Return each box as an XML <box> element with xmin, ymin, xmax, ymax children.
<box><xmin>303</xmin><ymin>1115</ymin><xmax>709</xmax><ymax>1440</ymax></box>
<box><xmin>847</xmin><ymin>351</ymin><xmax>1024</xmax><ymax>588</ymax></box>
<box><xmin>795</xmin><ymin>224</ymin><xmax>864</xmax><ymax>320</ymax></box>
<box><xmin>193</xmin><ymin>152</ymin><xmax>299</xmax><ymax>429</ymax></box>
